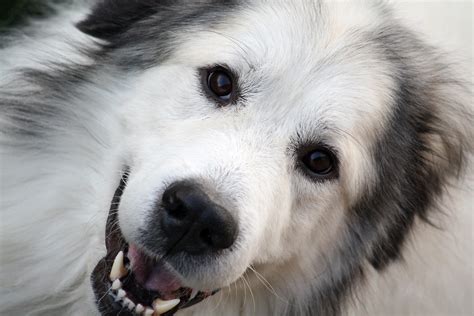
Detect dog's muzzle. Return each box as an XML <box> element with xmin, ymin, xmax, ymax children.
<box><xmin>91</xmin><ymin>175</ymin><xmax>237</xmax><ymax>315</ymax></box>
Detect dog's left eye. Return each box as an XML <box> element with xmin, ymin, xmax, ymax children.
<box><xmin>203</xmin><ymin>67</ymin><xmax>235</xmax><ymax>104</ymax></box>
<box><xmin>300</xmin><ymin>147</ymin><xmax>337</xmax><ymax>179</ymax></box>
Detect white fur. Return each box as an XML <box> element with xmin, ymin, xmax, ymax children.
<box><xmin>0</xmin><ymin>1</ymin><xmax>472</xmax><ymax>315</ymax></box>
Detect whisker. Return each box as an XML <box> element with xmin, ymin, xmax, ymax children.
<box><xmin>243</xmin><ymin>270</ymin><xmax>256</xmax><ymax>312</ymax></box>
<box><xmin>210</xmin><ymin>288</ymin><xmax>225</xmax><ymax>312</ymax></box>
<box><xmin>239</xmin><ymin>276</ymin><xmax>247</xmax><ymax>307</ymax></box>
<box><xmin>248</xmin><ymin>265</ymin><xmax>289</xmax><ymax>304</ymax></box>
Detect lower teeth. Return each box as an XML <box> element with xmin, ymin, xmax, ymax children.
<box><xmin>107</xmin><ymin>250</ymin><xmax>182</xmax><ymax>315</ymax></box>
<box><xmin>109</xmin><ymin>285</ymin><xmax>181</xmax><ymax>315</ymax></box>
<box><xmin>135</xmin><ymin>304</ymin><xmax>145</xmax><ymax>314</ymax></box>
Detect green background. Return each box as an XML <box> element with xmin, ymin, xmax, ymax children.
<box><xmin>0</xmin><ymin>0</ymin><xmax>55</xmax><ymax>28</ymax></box>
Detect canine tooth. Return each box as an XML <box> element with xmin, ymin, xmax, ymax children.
<box><xmin>144</xmin><ymin>308</ymin><xmax>154</xmax><ymax>316</ymax></box>
<box><xmin>190</xmin><ymin>288</ymin><xmax>198</xmax><ymax>300</ymax></box>
<box><xmin>111</xmin><ymin>279</ymin><xmax>122</xmax><ymax>290</ymax></box>
<box><xmin>117</xmin><ymin>289</ymin><xmax>126</xmax><ymax>299</ymax></box>
<box><xmin>152</xmin><ymin>298</ymin><xmax>180</xmax><ymax>314</ymax></box>
<box><xmin>109</xmin><ymin>251</ymin><xmax>127</xmax><ymax>281</ymax></box>
<box><xmin>135</xmin><ymin>304</ymin><xmax>145</xmax><ymax>314</ymax></box>
<box><xmin>124</xmin><ymin>298</ymin><xmax>135</xmax><ymax>310</ymax></box>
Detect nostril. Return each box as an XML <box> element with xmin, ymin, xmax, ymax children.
<box><xmin>162</xmin><ymin>187</ymin><xmax>187</xmax><ymax>220</ymax></box>
<box><xmin>199</xmin><ymin>223</ymin><xmax>236</xmax><ymax>250</ymax></box>
<box><xmin>168</xmin><ymin>204</ymin><xmax>187</xmax><ymax>220</ymax></box>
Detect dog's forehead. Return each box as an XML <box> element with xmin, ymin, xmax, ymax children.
<box><xmin>170</xmin><ymin>1</ymin><xmax>381</xmax><ymax>67</ymax></box>
<box><xmin>168</xmin><ymin>1</ymin><xmax>395</xmax><ymax>141</ymax></box>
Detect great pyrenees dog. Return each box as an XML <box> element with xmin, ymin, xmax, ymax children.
<box><xmin>0</xmin><ymin>0</ymin><xmax>472</xmax><ymax>315</ymax></box>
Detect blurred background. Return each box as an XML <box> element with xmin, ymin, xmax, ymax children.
<box><xmin>393</xmin><ymin>1</ymin><xmax>472</xmax><ymax>72</ymax></box>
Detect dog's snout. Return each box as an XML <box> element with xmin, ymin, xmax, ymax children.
<box><xmin>161</xmin><ymin>182</ymin><xmax>238</xmax><ymax>254</ymax></box>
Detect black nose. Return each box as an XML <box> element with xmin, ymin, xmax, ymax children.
<box><xmin>160</xmin><ymin>182</ymin><xmax>238</xmax><ymax>255</ymax></box>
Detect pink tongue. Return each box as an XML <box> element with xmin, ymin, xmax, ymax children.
<box><xmin>128</xmin><ymin>244</ymin><xmax>182</xmax><ymax>296</ymax></box>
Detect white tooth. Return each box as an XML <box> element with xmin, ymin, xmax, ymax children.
<box><xmin>111</xmin><ymin>279</ymin><xmax>122</xmax><ymax>290</ymax></box>
<box><xmin>190</xmin><ymin>288</ymin><xmax>198</xmax><ymax>300</ymax></box>
<box><xmin>124</xmin><ymin>298</ymin><xmax>135</xmax><ymax>310</ymax></box>
<box><xmin>117</xmin><ymin>289</ymin><xmax>126</xmax><ymax>299</ymax></box>
<box><xmin>152</xmin><ymin>298</ymin><xmax>180</xmax><ymax>314</ymax></box>
<box><xmin>144</xmin><ymin>308</ymin><xmax>154</xmax><ymax>316</ymax></box>
<box><xmin>109</xmin><ymin>251</ymin><xmax>127</xmax><ymax>281</ymax></box>
<box><xmin>135</xmin><ymin>304</ymin><xmax>145</xmax><ymax>314</ymax></box>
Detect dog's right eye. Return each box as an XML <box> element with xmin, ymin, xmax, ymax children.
<box><xmin>202</xmin><ymin>66</ymin><xmax>236</xmax><ymax>105</ymax></box>
<box><xmin>303</xmin><ymin>150</ymin><xmax>333</xmax><ymax>175</ymax></box>
<box><xmin>298</xmin><ymin>146</ymin><xmax>338</xmax><ymax>180</ymax></box>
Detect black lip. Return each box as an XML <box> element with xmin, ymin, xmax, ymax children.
<box><xmin>91</xmin><ymin>173</ymin><xmax>130</xmax><ymax>315</ymax></box>
<box><xmin>91</xmin><ymin>171</ymin><xmax>219</xmax><ymax>315</ymax></box>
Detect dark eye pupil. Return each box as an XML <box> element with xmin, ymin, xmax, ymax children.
<box><xmin>208</xmin><ymin>70</ymin><xmax>232</xmax><ymax>98</ymax></box>
<box><xmin>303</xmin><ymin>150</ymin><xmax>333</xmax><ymax>175</ymax></box>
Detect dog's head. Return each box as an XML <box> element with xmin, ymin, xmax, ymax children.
<box><xmin>78</xmin><ymin>1</ymin><xmax>471</xmax><ymax>315</ymax></box>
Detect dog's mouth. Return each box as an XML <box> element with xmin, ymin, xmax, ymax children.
<box><xmin>91</xmin><ymin>176</ymin><xmax>218</xmax><ymax>315</ymax></box>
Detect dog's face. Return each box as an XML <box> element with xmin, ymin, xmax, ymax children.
<box><xmin>78</xmin><ymin>1</ymin><xmax>468</xmax><ymax>314</ymax></box>
<box><xmin>118</xmin><ymin>1</ymin><xmax>389</xmax><ymax>287</ymax></box>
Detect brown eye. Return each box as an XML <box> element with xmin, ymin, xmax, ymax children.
<box><xmin>206</xmin><ymin>68</ymin><xmax>234</xmax><ymax>103</ymax></box>
<box><xmin>302</xmin><ymin>149</ymin><xmax>335</xmax><ymax>176</ymax></box>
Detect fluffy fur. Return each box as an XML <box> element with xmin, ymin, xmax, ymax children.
<box><xmin>0</xmin><ymin>1</ymin><xmax>472</xmax><ymax>315</ymax></box>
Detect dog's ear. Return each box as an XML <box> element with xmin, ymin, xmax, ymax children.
<box><xmin>76</xmin><ymin>0</ymin><xmax>159</xmax><ymax>40</ymax></box>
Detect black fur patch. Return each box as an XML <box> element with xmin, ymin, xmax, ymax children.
<box><xmin>354</xmin><ymin>24</ymin><xmax>465</xmax><ymax>270</ymax></box>
<box><xmin>76</xmin><ymin>0</ymin><xmax>159</xmax><ymax>40</ymax></box>
<box><xmin>0</xmin><ymin>61</ymin><xmax>98</xmax><ymax>142</ymax></box>
<box><xmin>287</xmin><ymin>24</ymin><xmax>469</xmax><ymax>316</ymax></box>
<box><xmin>77</xmin><ymin>0</ymin><xmax>240</xmax><ymax>68</ymax></box>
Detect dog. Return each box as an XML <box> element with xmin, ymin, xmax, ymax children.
<box><xmin>1</xmin><ymin>0</ymin><xmax>472</xmax><ymax>315</ymax></box>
